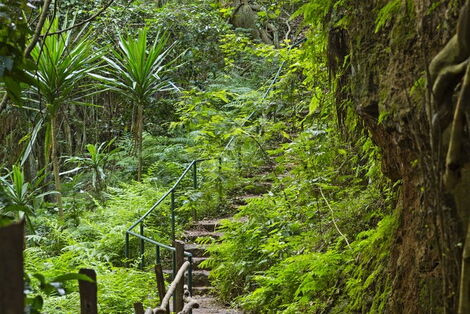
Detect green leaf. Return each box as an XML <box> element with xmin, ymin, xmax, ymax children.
<box><xmin>53</xmin><ymin>273</ymin><xmax>95</xmax><ymax>283</ymax></box>
<box><xmin>21</xmin><ymin>118</ymin><xmax>43</xmax><ymax>167</ymax></box>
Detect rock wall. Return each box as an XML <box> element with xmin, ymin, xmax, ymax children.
<box><xmin>329</xmin><ymin>0</ymin><xmax>468</xmax><ymax>311</ymax></box>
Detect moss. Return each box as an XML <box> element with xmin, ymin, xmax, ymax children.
<box><xmin>389</xmin><ymin>0</ymin><xmax>417</xmax><ymax>50</ymax></box>
<box><xmin>334</xmin><ymin>213</ymin><xmax>398</xmax><ymax>313</ymax></box>
<box><xmin>418</xmin><ymin>276</ymin><xmax>445</xmax><ymax>313</ymax></box>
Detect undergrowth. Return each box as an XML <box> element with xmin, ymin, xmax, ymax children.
<box><xmin>203</xmin><ymin>118</ymin><xmax>399</xmax><ymax>312</ymax></box>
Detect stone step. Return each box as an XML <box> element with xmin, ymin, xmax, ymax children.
<box><xmin>192</xmin><ymin>270</ymin><xmax>210</xmax><ymax>286</ymax></box>
<box><xmin>232</xmin><ymin>194</ymin><xmax>260</xmax><ymax>206</ymax></box>
<box><xmin>184</xmin><ymin>230</ymin><xmax>222</xmax><ymax>242</ymax></box>
<box><xmin>192</xmin><ymin>257</ymin><xmax>209</xmax><ymax>270</ymax></box>
<box><xmin>192</xmin><ymin>219</ymin><xmax>223</xmax><ymax>232</ymax></box>
<box><xmin>191</xmin><ymin>286</ymin><xmax>214</xmax><ymax>296</ymax></box>
<box><xmin>185</xmin><ymin>243</ymin><xmax>208</xmax><ymax>257</ymax></box>
<box><xmin>162</xmin><ymin>269</ymin><xmax>210</xmax><ymax>286</ymax></box>
<box><xmin>192</xmin><ymin>297</ymin><xmax>243</xmax><ymax>314</ymax></box>
<box><xmin>242</xmin><ymin>182</ymin><xmax>271</xmax><ymax>195</ymax></box>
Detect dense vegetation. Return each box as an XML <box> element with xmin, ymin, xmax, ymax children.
<box><xmin>1</xmin><ymin>0</ymin><xmax>469</xmax><ymax>313</ymax></box>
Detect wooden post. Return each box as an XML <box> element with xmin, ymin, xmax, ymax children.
<box><xmin>0</xmin><ymin>220</ymin><xmax>24</xmax><ymax>314</ymax></box>
<box><xmin>155</xmin><ymin>264</ymin><xmax>169</xmax><ymax>313</ymax></box>
<box><xmin>133</xmin><ymin>302</ymin><xmax>144</xmax><ymax>314</ymax></box>
<box><xmin>154</xmin><ymin>262</ymin><xmax>190</xmax><ymax>313</ymax></box>
<box><xmin>174</xmin><ymin>240</ymin><xmax>185</xmax><ymax>312</ymax></box>
<box><xmin>79</xmin><ymin>268</ymin><xmax>98</xmax><ymax>314</ymax></box>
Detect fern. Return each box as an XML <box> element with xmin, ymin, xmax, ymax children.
<box><xmin>375</xmin><ymin>0</ymin><xmax>402</xmax><ymax>33</ymax></box>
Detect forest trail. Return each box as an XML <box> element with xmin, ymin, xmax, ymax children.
<box><xmin>181</xmin><ymin>166</ymin><xmax>274</xmax><ymax>313</ymax></box>
<box><xmin>183</xmin><ymin>218</ymin><xmax>241</xmax><ymax>313</ymax></box>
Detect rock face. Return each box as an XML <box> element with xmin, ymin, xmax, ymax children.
<box><xmin>227</xmin><ymin>0</ymin><xmax>279</xmax><ymax>47</ymax></box>
<box><xmin>327</xmin><ymin>0</ymin><xmax>470</xmax><ymax>312</ymax></box>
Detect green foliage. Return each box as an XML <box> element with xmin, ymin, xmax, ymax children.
<box><xmin>0</xmin><ymin>0</ymin><xmax>33</xmax><ymax>103</ymax></box>
<box><xmin>0</xmin><ymin>165</ymin><xmax>54</xmax><ymax>226</ymax></box>
<box><xmin>92</xmin><ymin>28</ymin><xmax>180</xmax><ymax>180</ymax></box>
<box><xmin>63</xmin><ymin>139</ymin><xmax>118</xmax><ymax>194</ymax></box>
<box><xmin>144</xmin><ymin>0</ymin><xmax>229</xmax><ymax>85</ymax></box>
<box><xmin>109</xmin><ymin>133</ymin><xmax>192</xmax><ymax>183</ymax></box>
<box><xmin>29</xmin><ymin>19</ymin><xmax>101</xmax><ymax>112</ymax></box>
<box><xmin>203</xmin><ymin>89</ymin><xmax>395</xmax><ymax>312</ymax></box>
<box><xmin>24</xmin><ymin>271</ymin><xmax>93</xmax><ymax>314</ymax></box>
<box><xmin>241</xmin><ymin>250</ymin><xmax>345</xmax><ymax>312</ymax></box>
<box><xmin>26</xmin><ymin>175</ymin><xmax>168</xmax><ymax>312</ymax></box>
<box><xmin>0</xmin><ymin>1</ymin><xmax>404</xmax><ymax>313</ymax></box>
<box><xmin>296</xmin><ymin>0</ymin><xmax>349</xmax><ymax>31</ymax></box>
<box><xmin>341</xmin><ymin>214</ymin><xmax>397</xmax><ymax>313</ymax></box>
<box><xmin>92</xmin><ymin>28</ymin><xmax>175</xmax><ymax>108</ymax></box>
<box><xmin>375</xmin><ymin>0</ymin><xmax>402</xmax><ymax>33</ymax></box>
<box><xmin>25</xmin><ymin>246</ymin><xmax>158</xmax><ymax>313</ymax></box>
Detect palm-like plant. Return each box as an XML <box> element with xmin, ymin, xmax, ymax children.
<box><xmin>29</xmin><ymin>19</ymin><xmax>101</xmax><ymax>215</ymax></box>
<box><xmin>62</xmin><ymin>139</ymin><xmax>118</xmax><ymax>194</ymax></box>
<box><xmin>92</xmin><ymin>29</ymin><xmax>176</xmax><ymax>181</ymax></box>
<box><xmin>0</xmin><ymin>165</ymin><xmax>55</xmax><ymax>227</ymax></box>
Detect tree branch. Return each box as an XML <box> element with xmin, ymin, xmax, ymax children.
<box><xmin>0</xmin><ymin>0</ymin><xmax>52</xmax><ymax>113</ymax></box>
<box><xmin>39</xmin><ymin>0</ymin><xmax>117</xmax><ymax>37</ymax></box>
<box><xmin>319</xmin><ymin>187</ymin><xmax>351</xmax><ymax>249</ymax></box>
<box><xmin>24</xmin><ymin>0</ymin><xmax>53</xmax><ymax>57</ymax></box>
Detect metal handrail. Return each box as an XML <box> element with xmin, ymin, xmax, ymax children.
<box><xmin>126</xmin><ymin>231</ymin><xmax>192</xmax><ymax>257</ymax></box>
<box><xmin>125</xmin><ymin>158</ymin><xmax>217</xmax><ymax>300</ymax></box>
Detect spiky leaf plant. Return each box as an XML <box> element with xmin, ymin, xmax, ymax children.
<box><xmin>28</xmin><ymin>19</ymin><xmax>102</xmax><ymax>215</ymax></box>
<box><xmin>0</xmin><ymin>165</ymin><xmax>55</xmax><ymax>227</ymax></box>
<box><xmin>91</xmin><ymin>29</ymin><xmax>177</xmax><ymax>181</ymax></box>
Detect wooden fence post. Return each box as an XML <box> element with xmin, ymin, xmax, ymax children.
<box><xmin>155</xmin><ymin>264</ymin><xmax>169</xmax><ymax>313</ymax></box>
<box><xmin>154</xmin><ymin>261</ymin><xmax>190</xmax><ymax>313</ymax></box>
<box><xmin>133</xmin><ymin>302</ymin><xmax>144</xmax><ymax>314</ymax></box>
<box><xmin>79</xmin><ymin>268</ymin><xmax>98</xmax><ymax>314</ymax></box>
<box><xmin>174</xmin><ymin>240</ymin><xmax>185</xmax><ymax>312</ymax></box>
<box><xmin>0</xmin><ymin>220</ymin><xmax>24</xmax><ymax>314</ymax></box>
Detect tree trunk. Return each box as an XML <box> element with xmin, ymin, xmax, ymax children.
<box><xmin>136</xmin><ymin>102</ymin><xmax>143</xmax><ymax>181</ymax></box>
<box><xmin>51</xmin><ymin>114</ymin><xmax>63</xmax><ymax>216</ymax></box>
<box><xmin>459</xmin><ymin>222</ymin><xmax>470</xmax><ymax>314</ymax></box>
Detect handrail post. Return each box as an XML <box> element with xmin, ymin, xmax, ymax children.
<box><xmin>171</xmin><ymin>190</ymin><xmax>176</xmax><ymax>243</ymax></box>
<box><xmin>133</xmin><ymin>302</ymin><xmax>144</xmax><ymax>314</ymax></box>
<box><xmin>139</xmin><ymin>223</ymin><xmax>144</xmax><ymax>270</ymax></box>
<box><xmin>79</xmin><ymin>269</ymin><xmax>98</xmax><ymax>314</ymax></box>
<box><xmin>217</xmin><ymin>157</ymin><xmax>222</xmax><ymax>204</ymax></box>
<box><xmin>125</xmin><ymin>232</ymin><xmax>129</xmax><ymax>267</ymax></box>
<box><xmin>193</xmin><ymin>161</ymin><xmax>197</xmax><ymax>189</ymax></box>
<box><xmin>0</xmin><ymin>220</ymin><xmax>24</xmax><ymax>313</ymax></box>
<box><xmin>155</xmin><ymin>264</ymin><xmax>169</xmax><ymax>313</ymax></box>
<box><xmin>237</xmin><ymin>142</ymin><xmax>241</xmax><ymax>169</ymax></box>
<box><xmin>155</xmin><ymin>245</ymin><xmax>160</xmax><ymax>265</ymax></box>
<box><xmin>171</xmin><ymin>189</ymin><xmax>176</xmax><ymax>291</ymax></box>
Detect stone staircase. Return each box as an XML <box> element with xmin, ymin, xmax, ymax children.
<box><xmin>183</xmin><ymin>218</ymin><xmax>242</xmax><ymax>313</ymax></box>
<box><xmin>184</xmin><ymin>221</ymin><xmax>220</xmax><ymax>294</ymax></box>
<box><xmin>175</xmin><ymin>165</ymin><xmax>274</xmax><ymax>313</ymax></box>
